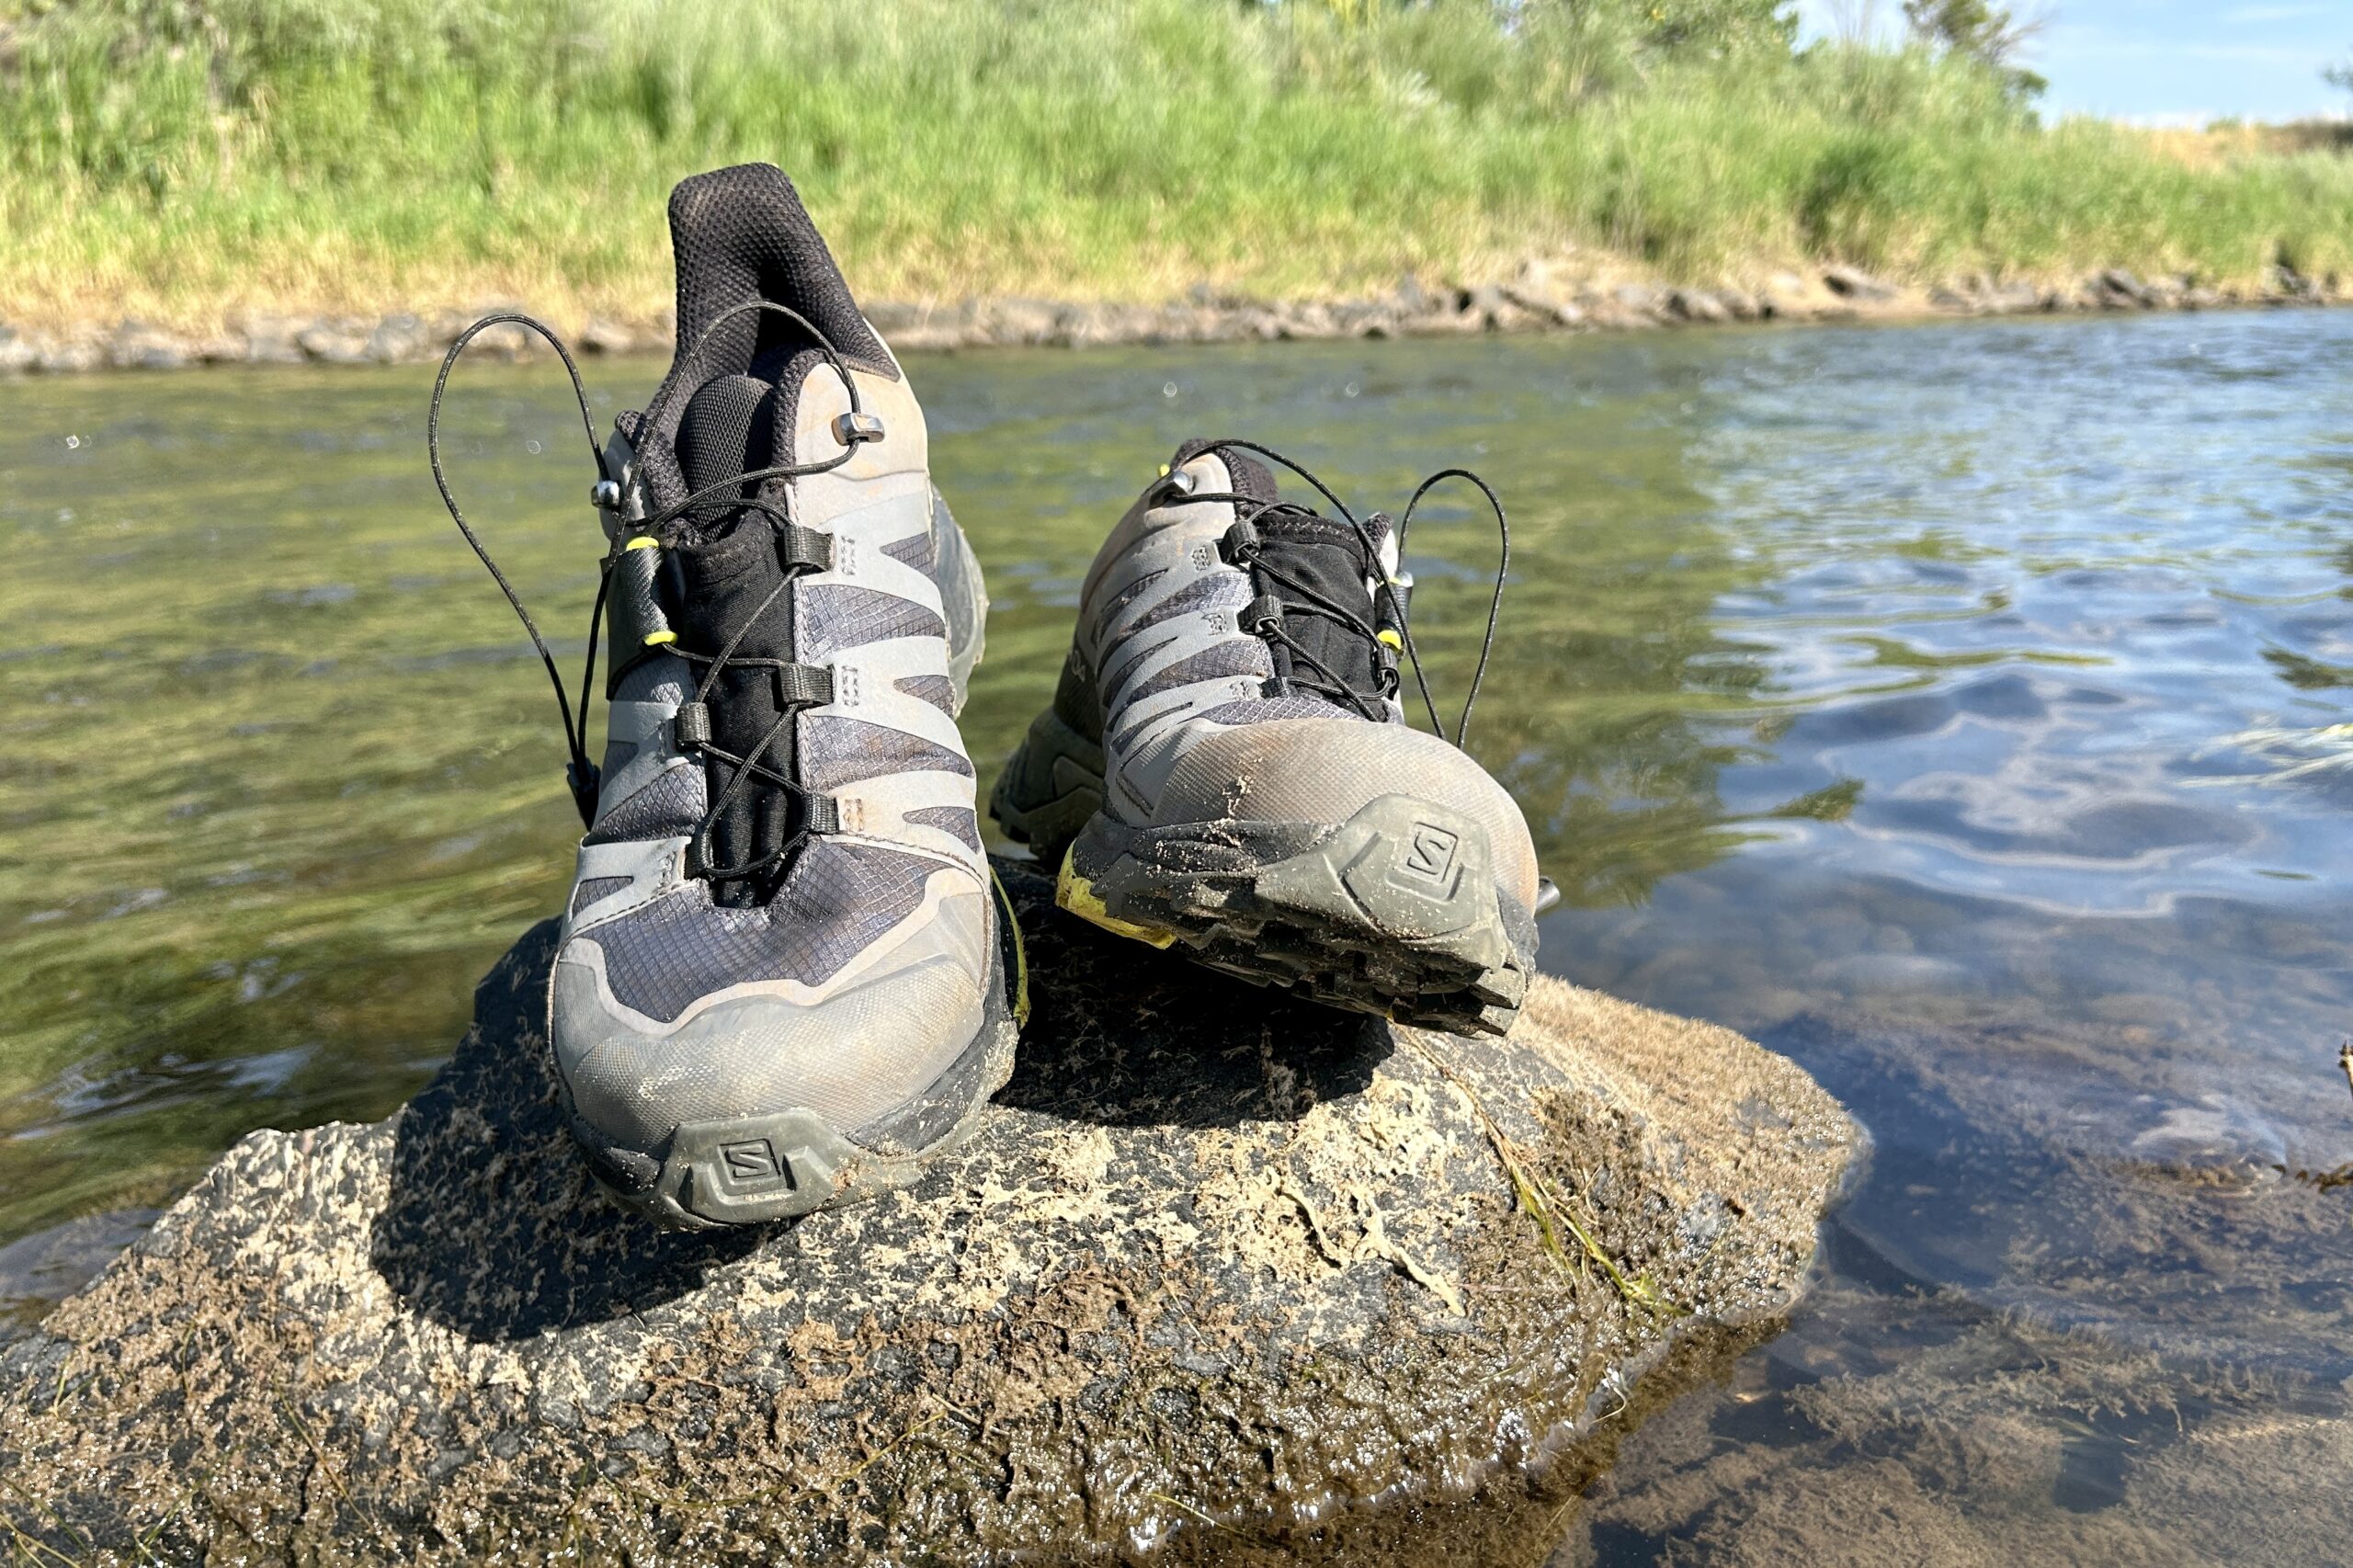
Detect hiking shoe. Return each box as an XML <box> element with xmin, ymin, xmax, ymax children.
<box><xmin>990</xmin><ymin>438</ymin><xmax>1540</xmax><ymax>1036</ymax></box>
<box><xmin>543</xmin><ymin>165</ymin><xmax>1019</xmax><ymax>1228</ymax></box>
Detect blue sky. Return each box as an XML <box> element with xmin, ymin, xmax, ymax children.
<box><xmin>1792</xmin><ymin>0</ymin><xmax>2352</xmax><ymax>123</ymax></box>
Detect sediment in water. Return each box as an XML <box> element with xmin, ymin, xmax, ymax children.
<box><xmin>0</xmin><ymin>861</ymin><xmax>1855</xmax><ymax>1563</ymax></box>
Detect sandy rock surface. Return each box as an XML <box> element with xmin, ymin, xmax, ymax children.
<box><xmin>0</xmin><ymin>863</ymin><xmax>1855</xmax><ymax>1564</ymax></box>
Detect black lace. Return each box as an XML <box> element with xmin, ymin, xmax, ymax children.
<box><xmin>1176</xmin><ymin>438</ymin><xmax>1508</xmax><ymax>750</ymax></box>
<box><xmin>427</xmin><ymin>303</ymin><xmax>872</xmax><ymax>884</ymax></box>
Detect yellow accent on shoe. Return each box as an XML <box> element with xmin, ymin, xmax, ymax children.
<box><xmin>1055</xmin><ymin>844</ymin><xmax>1176</xmax><ymax>949</ymax></box>
<box><xmin>624</xmin><ymin>535</ymin><xmax>659</xmax><ymax>551</ymax></box>
<box><xmin>1376</xmin><ymin>628</ymin><xmax>1404</xmax><ymax>652</ymax></box>
<box><xmin>642</xmin><ymin>630</ymin><xmax>676</xmax><ymax>646</ymax></box>
<box><xmin>987</xmin><ymin>863</ymin><xmax>1033</xmax><ymax>1027</ymax></box>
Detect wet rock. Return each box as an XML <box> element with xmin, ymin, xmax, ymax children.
<box><xmin>1821</xmin><ymin>264</ymin><xmax>1897</xmax><ymax>302</ymax></box>
<box><xmin>0</xmin><ymin>863</ymin><xmax>1851</xmax><ymax>1564</ymax></box>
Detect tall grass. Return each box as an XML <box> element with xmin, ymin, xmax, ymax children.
<box><xmin>1</xmin><ymin>0</ymin><xmax>2347</xmax><ymax>331</ymax></box>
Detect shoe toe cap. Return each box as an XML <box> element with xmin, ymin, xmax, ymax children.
<box><xmin>550</xmin><ymin>881</ymin><xmax>994</xmax><ymax>1159</ymax></box>
<box><xmin>1154</xmin><ymin>717</ymin><xmax>1540</xmax><ymax>908</ymax></box>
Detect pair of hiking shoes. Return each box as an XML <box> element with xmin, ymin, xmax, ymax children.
<box><xmin>435</xmin><ymin>165</ymin><xmax>1547</xmax><ymax>1229</ymax></box>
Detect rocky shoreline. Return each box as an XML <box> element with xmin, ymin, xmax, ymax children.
<box><xmin>0</xmin><ymin>861</ymin><xmax>1856</xmax><ymax>1563</ymax></box>
<box><xmin>2</xmin><ymin>263</ymin><xmax>2341</xmax><ymax>374</ymax></box>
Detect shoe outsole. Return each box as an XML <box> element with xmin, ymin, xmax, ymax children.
<box><xmin>998</xmin><ymin>722</ymin><xmax>1532</xmax><ymax>1033</ymax></box>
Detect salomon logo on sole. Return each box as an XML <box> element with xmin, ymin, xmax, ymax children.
<box><xmin>719</xmin><ymin>1138</ymin><xmax>793</xmax><ymax>1189</ymax></box>
<box><xmin>1397</xmin><ymin>824</ymin><xmax>1461</xmax><ymax>887</ymax></box>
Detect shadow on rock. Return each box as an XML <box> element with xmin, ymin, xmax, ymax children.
<box><xmin>367</xmin><ymin>919</ymin><xmax>763</xmax><ymax>1343</ymax></box>
<box><xmin>995</xmin><ymin>858</ymin><xmax>1387</xmax><ymax>1127</ymax></box>
<box><xmin>370</xmin><ymin>863</ymin><xmax>1381</xmax><ymax>1343</ymax></box>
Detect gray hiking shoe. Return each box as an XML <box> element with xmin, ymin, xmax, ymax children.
<box><xmin>990</xmin><ymin>438</ymin><xmax>1543</xmax><ymax>1036</ymax></box>
<box><xmin>540</xmin><ymin>165</ymin><xmax>1019</xmax><ymax>1228</ymax></box>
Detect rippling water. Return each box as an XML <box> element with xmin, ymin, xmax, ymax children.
<box><xmin>4</xmin><ymin>310</ymin><xmax>2350</xmax><ymax>1558</ymax></box>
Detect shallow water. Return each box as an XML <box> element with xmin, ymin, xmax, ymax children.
<box><xmin>3</xmin><ymin>311</ymin><xmax>2350</xmax><ymax>1558</ymax></box>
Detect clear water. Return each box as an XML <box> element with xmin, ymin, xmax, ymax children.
<box><xmin>3</xmin><ymin>312</ymin><xmax>2349</xmax><ymax>1558</ymax></box>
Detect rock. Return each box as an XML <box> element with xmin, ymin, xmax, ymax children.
<box><xmin>367</xmin><ymin>312</ymin><xmax>428</xmax><ymax>364</ymax></box>
<box><xmin>1980</xmin><ymin>279</ymin><xmax>2043</xmax><ymax>314</ymax></box>
<box><xmin>1666</xmin><ymin>289</ymin><xmax>1730</xmax><ymax>324</ymax></box>
<box><xmin>1928</xmin><ymin>285</ymin><xmax>1978</xmax><ymax>312</ymax></box>
<box><xmin>2096</xmin><ymin>267</ymin><xmax>2154</xmax><ymax>308</ymax></box>
<box><xmin>0</xmin><ymin>863</ymin><xmax>1851</xmax><ymax>1564</ymax></box>
<box><xmin>1611</xmin><ymin>281</ymin><xmax>1664</xmax><ymax>316</ymax></box>
<box><xmin>0</xmin><ymin>327</ymin><xmax>37</xmax><ymax>375</ymax></box>
<box><xmin>573</xmin><ymin>317</ymin><xmax>642</xmax><ymax>356</ymax></box>
<box><xmin>1716</xmin><ymin>288</ymin><xmax>1762</xmax><ymax>322</ymax></box>
<box><xmin>1583</xmin><ymin>295</ymin><xmax>1659</xmax><ymax>332</ymax></box>
<box><xmin>105</xmin><ymin>322</ymin><xmax>190</xmax><ymax>370</ymax></box>
<box><xmin>1275</xmin><ymin>301</ymin><xmax>1346</xmax><ymax>341</ymax></box>
<box><xmin>973</xmin><ymin>299</ymin><xmax>1059</xmax><ymax>346</ymax></box>
<box><xmin>1821</xmin><ymin>264</ymin><xmax>1897</xmax><ymax>301</ymax></box>
<box><xmin>34</xmin><ymin>337</ymin><xmax>100</xmax><ymax>374</ymax></box>
<box><xmin>1401</xmin><ymin>306</ymin><xmax>1486</xmax><ymax>336</ymax></box>
<box><xmin>235</xmin><ymin>312</ymin><xmax>310</xmax><ymax>365</ymax></box>
<box><xmin>1332</xmin><ymin>299</ymin><xmax>1400</xmax><ymax>337</ymax></box>
<box><xmin>1502</xmin><ymin>260</ymin><xmax>1578</xmax><ymax>324</ymax></box>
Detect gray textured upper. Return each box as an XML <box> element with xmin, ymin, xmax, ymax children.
<box><xmin>1068</xmin><ymin>449</ymin><xmax>1541</xmax><ymax>908</ymax></box>
<box><xmin>549</xmin><ymin>341</ymin><xmax>997</xmax><ymax>1153</ymax></box>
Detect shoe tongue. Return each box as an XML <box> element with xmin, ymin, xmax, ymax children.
<box><xmin>674</xmin><ymin>372</ymin><xmax>779</xmax><ymax>526</ymax></box>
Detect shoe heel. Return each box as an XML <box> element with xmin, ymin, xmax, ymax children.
<box><xmin>989</xmin><ymin>708</ymin><xmax>1104</xmax><ymax>854</ymax></box>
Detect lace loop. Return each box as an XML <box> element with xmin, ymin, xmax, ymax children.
<box><xmin>1177</xmin><ymin>439</ymin><xmax>1511</xmax><ymax>750</ymax></box>
<box><xmin>428</xmin><ymin>302</ymin><xmax>870</xmax><ymax>881</ymax></box>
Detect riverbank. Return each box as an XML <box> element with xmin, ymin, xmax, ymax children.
<box><xmin>6</xmin><ymin>0</ymin><xmax>2351</xmax><ymax>364</ymax></box>
<box><xmin>4</xmin><ymin>259</ymin><xmax>2344</xmax><ymax>375</ymax></box>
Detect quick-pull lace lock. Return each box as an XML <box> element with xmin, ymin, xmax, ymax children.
<box><xmin>1152</xmin><ymin>466</ymin><xmax>1198</xmax><ymax>502</ymax></box>
<box><xmin>589</xmin><ymin>478</ymin><xmax>623</xmax><ymax>512</ymax></box>
<box><xmin>832</xmin><ymin>411</ymin><xmax>886</xmax><ymax>447</ymax></box>
<box><xmin>1220</xmin><ymin>517</ymin><xmax>1262</xmax><ymax>564</ymax></box>
<box><xmin>672</xmin><ymin>702</ymin><xmax>711</xmax><ymax>752</ymax></box>
<box><xmin>1240</xmin><ymin>593</ymin><xmax>1285</xmax><ymax>633</ymax></box>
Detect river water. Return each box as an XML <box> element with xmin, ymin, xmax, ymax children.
<box><xmin>3</xmin><ymin>310</ymin><xmax>2349</xmax><ymax>1561</ymax></box>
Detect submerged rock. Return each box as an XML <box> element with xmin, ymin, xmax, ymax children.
<box><xmin>0</xmin><ymin>863</ymin><xmax>1854</xmax><ymax>1564</ymax></box>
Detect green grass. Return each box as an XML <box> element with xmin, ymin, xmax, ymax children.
<box><xmin>1</xmin><ymin>0</ymin><xmax>2348</xmax><ymax>333</ymax></box>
